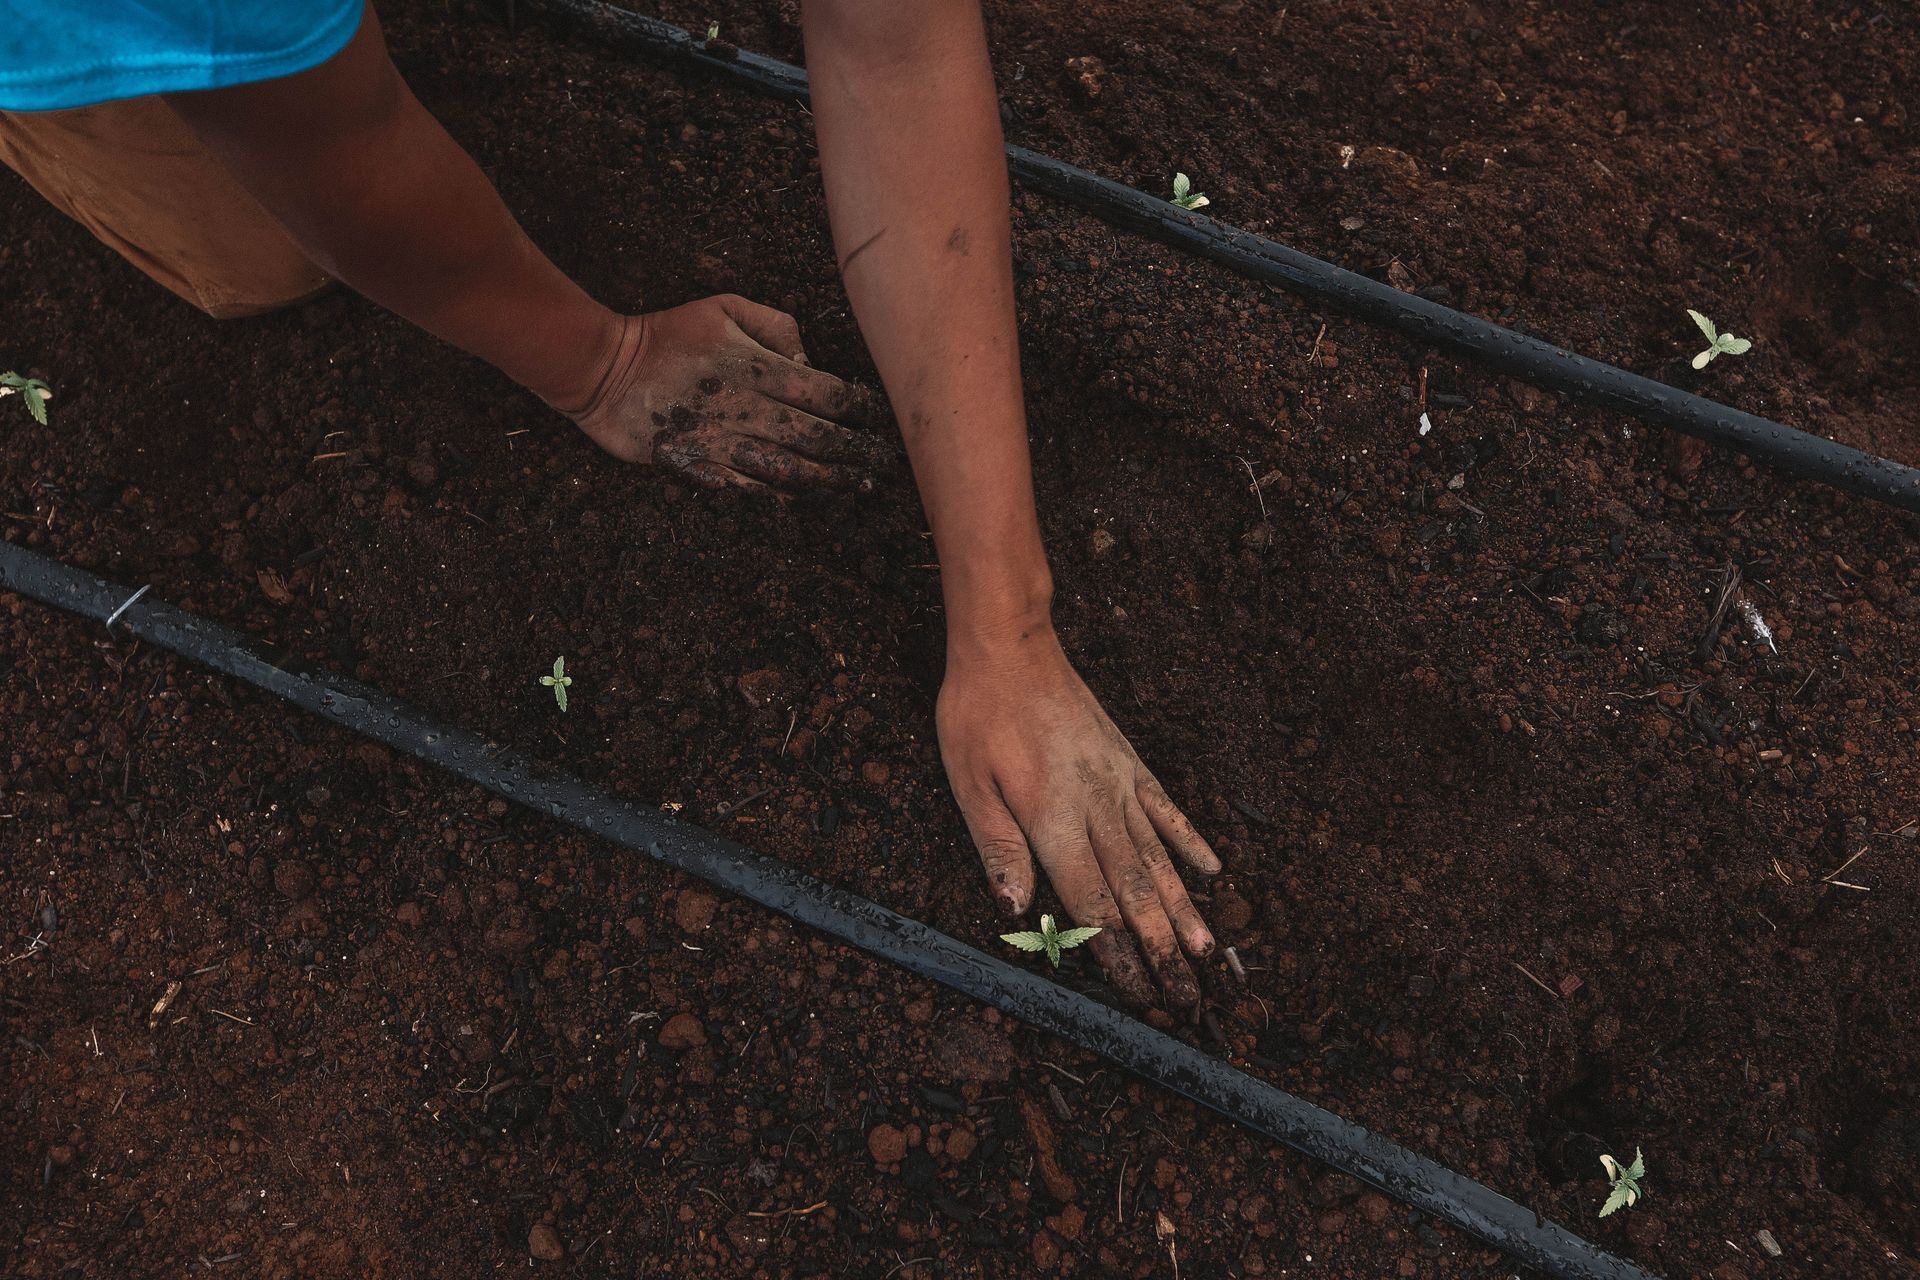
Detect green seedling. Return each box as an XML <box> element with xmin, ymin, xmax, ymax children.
<box><xmin>1597</xmin><ymin>1147</ymin><xmax>1647</xmax><ymax>1218</ymax></box>
<box><xmin>705</xmin><ymin>21</ymin><xmax>720</xmax><ymax>40</ymax></box>
<box><xmin>1687</xmin><ymin>310</ymin><xmax>1751</xmax><ymax>369</ymax></box>
<box><xmin>1</xmin><ymin>372</ymin><xmax>51</xmax><ymax>425</ymax></box>
<box><xmin>1001</xmin><ymin>913</ymin><xmax>1101</xmax><ymax>967</ymax></box>
<box><xmin>539</xmin><ymin>656</ymin><xmax>573</xmax><ymax>711</ymax></box>
<box><xmin>1171</xmin><ymin>172</ymin><xmax>1210</xmax><ymax>211</ymax></box>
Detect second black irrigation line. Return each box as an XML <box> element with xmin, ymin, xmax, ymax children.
<box><xmin>526</xmin><ymin>0</ymin><xmax>1920</xmax><ymax>518</ymax></box>
<box><xmin>0</xmin><ymin>540</ymin><xmax>1654</xmax><ymax>1280</ymax></box>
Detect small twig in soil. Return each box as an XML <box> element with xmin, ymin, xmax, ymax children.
<box><xmin>1040</xmin><ymin>1060</ymin><xmax>1090</xmax><ymax>1086</ymax></box>
<box><xmin>148</xmin><ymin>979</ymin><xmax>182</xmax><ymax>1029</ymax></box>
<box><xmin>105</xmin><ymin>583</ymin><xmax>150</xmax><ymax>629</ymax></box>
<box><xmin>1510</xmin><ymin>961</ymin><xmax>1558</xmax><ymax>998</ymax></box>
<box><xmin>715</xmin><ymin>788</ymin><xmax>771</xmax><ymax>820</ymax></box>
<box><xmin>745</xmin><ymin>1200</ymin><xmax>828</xmax><ymax>1219</ymax></box>
<box><xmin>1821</xmin><ymin>847</ymin><xmax>1872</xmax><ymax>892</ymax></box>
<box><xmin>1234</xmin><ymin>456</ymin><xmax>1267</xmax><ymax>519</ymax></box>
<box><xmin>1697</xmin><ymin>562</ymin><xmax>1743</xmax><ymax>661</ymax></box>
<box><xmin>1223</xmin><ymin>945</ymin><xmax>1247</xmax><ymax>983</ymax></box>
<box><xmin>208</xmin><ymin>1008</ymin><xmax>256</xmax><ymax>1027</ymax></box>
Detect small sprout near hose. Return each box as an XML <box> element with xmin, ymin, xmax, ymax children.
<box><xmin>705</xmin><ymin>21</ymin><xmax>720</xmax><ymax>41</ymax></box>
<box><xmin>1171</xmin><ymin>172</ymin><xmax>1210</xmax><ymax>211</ymax></box>
<box><xmin>1</xmin><ymin>372</ymin><xmax>51</xmax><ymax>425</ymax></box>
<box><xmin>539</xmin><ymin>656</ymin><xmax>573</xmax><ymax>712</ymax></box>
<box><xmin>1598</xmin><ymin>1147</ymin><xmax>1647</xmax><ymax>1218</ymax></box>
<box><xmin>1687</xmin><ymin>310</ymin><xmax>1752</xmax><ymax>369</ymax></box>
<box><xmin>1001</xmin><ymin>913</ymin><xmax>1101</xmax><ymax>967</ymax></box>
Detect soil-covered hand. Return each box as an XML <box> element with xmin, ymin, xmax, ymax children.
<box><xmin>565</xmin><ymin>294</ymin><xmax>890</xmax><ymax>491</ymax></box>
<box><xmin>937</xmin><ymin>632</ymin><xmax>1221</xmax><ymax>1008</ymax></box>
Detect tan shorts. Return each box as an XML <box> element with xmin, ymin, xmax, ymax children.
<box><xmin>0</xmin><ymin>96</ymin><xmax>331</xmax><ymax>319</ymax></box>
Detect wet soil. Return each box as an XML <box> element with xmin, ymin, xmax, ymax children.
<box><xmin>4</xmin><ymin>1</ymin><xmax>1919</xmax><ymax>1277</ymax></box>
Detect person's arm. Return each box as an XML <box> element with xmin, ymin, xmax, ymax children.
<box><xmin>804</xmin><ymin>0</ymin><xmax>1219</xmax><ymax>1007</ymax></box>
<box><xmin>167</xmin><ymin>3</ymin><xmax>881</xmax><ymax>490</ymax></box>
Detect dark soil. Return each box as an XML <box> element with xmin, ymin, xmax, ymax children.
<box><xmin>5</xmin><ymin>1</ymin><xmax>1919</xmax><ymax>1277</ymax></box>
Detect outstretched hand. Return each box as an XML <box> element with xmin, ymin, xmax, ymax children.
<box><xmin>938</xmin><ymin>631</ymin><xmax>1221</xmax><ymax>1008</ymax></box>
<box><xmin>566</xmin><ymin>294</ymin><xmax>890</xmax><ymax>491</ymax></box>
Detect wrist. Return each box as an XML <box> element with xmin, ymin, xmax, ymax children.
<box><xmin>943</xmin><ymin>571</ymin><xmax>1057</xmax><ymax>666</ymax></box>
<box><xmin>540</xmin><ymin>307</ymin><xmax>635</xmax><ymax>418</ymax></box>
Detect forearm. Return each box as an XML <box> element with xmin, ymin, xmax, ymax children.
<box><xmin>167</xmin><ymin>4</ymin><xmax>617</xmax><ymax>410</ymax></box>
<box><xmin>803</xmin><ymin>0</ymin><xmax>1052</xmax><ymax>656</ymax></box>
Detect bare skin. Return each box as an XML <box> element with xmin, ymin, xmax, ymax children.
<box><xmin>167</xmin><ymin>0</ymin><xmax>1219</xmax><ymax>1007</ymax></box>
<box><xmin>805</xmin><ymin>0</ymin><xmax>1220</xmax><ymax>1006</ymax></box>
<box><xmin>165</xmin><ymin>5</ymin><xmax>876</xmax><ymax>491</ymax></box>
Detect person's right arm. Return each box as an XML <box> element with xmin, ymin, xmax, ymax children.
<box><xmin>804</xmin><ymin>0</ymin><xmax>1221</xmax><ymax>1007</ymax></box>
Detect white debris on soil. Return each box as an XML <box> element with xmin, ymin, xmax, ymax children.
<box><xmin>1418</xmin><ymin>412</ymin><xmax>1433</xmax><ymax>436</ymax></box>
<box><xmin>1737</xmin><ymin>598</ymin><xmax>1778</xmax><ymax>653</ymax></box>
<box><xmin>1755</xmin><ymin>1229</ymin><xmax>1783</xmax><ymax>1258</ymax></box>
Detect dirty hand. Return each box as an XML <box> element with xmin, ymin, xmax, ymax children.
<box><xmin>564</xmin><ymin>294</ymin><xmax>889</xmax><ymax>490</ymax></box>
<box><xmin>937</xmin><ymin>632</ymin><xmax>1221</xmax><ymax>1008</ymax></box>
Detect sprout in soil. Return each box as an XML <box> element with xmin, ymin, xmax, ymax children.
<box><xmin>1687</xmin><ymin>310</ymin><xmax>1752</xmax><ymax>369</ymax></box>
<box><xmin>705</xmin><ymin>21</ymin><xmax>720</xmax><ymax>41</ymax></box>
<box><xmin>539</xmin><ymin>656</ymin><xmax>573</xmax><ymax>711</ymax></box>
<box><xmin>1</xmin><ymin>372</ymin><xmax>51</xmax><ymax>425</ymax></box>
<box><xmin>1598</xmin><ymin>1147</ymin><xmax>1647</xmax><ymax>1218</ymax></box>
<box><xmin>1171</xmin><ymin>172</ymin><xmax>1210</xmax><ymax>211</ymax></box>
<box><xmin>1001</xmin><ymin>913</ymin><xmax>1101</xmax><ymax>967</ymax></box>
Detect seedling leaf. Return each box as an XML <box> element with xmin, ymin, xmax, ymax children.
<box><xmin>1</xmin><ymin>372</ymin><xmax>50</xmax><ymax>424</ymax></box>
<box><xmin>1686</xmin><ymin>311</ymin><xmax>1752</xmax><ymax>370</ymax></box>
<box><xmin>1597</xmin><ymin>1147</ymin><xmax>1647</xmax><ymax>1218</ymax></box>
<box><xmin>1002</xmin><ymin>914</ymin><xmax>1102</xmax><ymax>967</ymax></box>
<box><xmin>538</xmin><ymin>655</ymin><xmax>574</xmax><ymax>712</ymax></box>
<box><xmin>1170</xmin><ymin>172</ymin><xmax>1210</xmax><ymax>210</ymax></box>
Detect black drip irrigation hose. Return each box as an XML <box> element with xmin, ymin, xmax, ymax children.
<box><xmin>527</xmin><ymin>0</ymin><xmax>1920</xmax><ymax>518</ymax></box>
<box><xmin>0</xmin><ymin>541</ymin><xmax>1655</xmax><ymax>1280</ymax></box>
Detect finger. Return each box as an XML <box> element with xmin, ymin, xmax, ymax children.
<box><xmin>1136</xmin><ymin>775</ymin><xmax>1222</xmax><ymax>875</ymax></box>
<box><xmin>739</xmin><ymin>352</ymin><xmax>891</xmax><ymax>432</ymax></box>
<box><xmin>951</xmin><ymin>782</ymin><xmax>1037</xmax><ymax>915</ymax></box>
<box><xmin>656</xmin><ymin>427</ymin><xmax>867</xmax><ymax>493</ymax></box>
<box><xmin>1089</xmin><ymin>806</ymin><xmax>1199</xmax><ymax>1008</ymax></box>
<box><xmin>720</xmin><ymin>434</ymin><xmax>870</xmax><ymax>492</ymax></box>
<box><xmin>1028</xmin><ymin>822</ymin><xmax>1155</xmax><ymax>1007</ymax></box>
<box><xmin>715</xmin><ymin>293</ymin><xmax>809</xmax><ymax>364</ymax></box>
<box><xmin>1125</xmin><ymin>802</ymin><xmax>1214</xmax><ymax>959</ymax></box>
<box><xmin>677</xmin><ymin>459</ymin><xmax>772</xmax><ymax>493</ymax></box>
<box><xmin>734</xmin><ymin>397</ymin><xmax>892</xmax><ymax>467</ymax></box>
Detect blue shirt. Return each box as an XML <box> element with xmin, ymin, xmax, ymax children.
<box><xmin>0</xmin><ymin>1</ymin><xmax>363</xmax><ymax>112</ymax></box>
